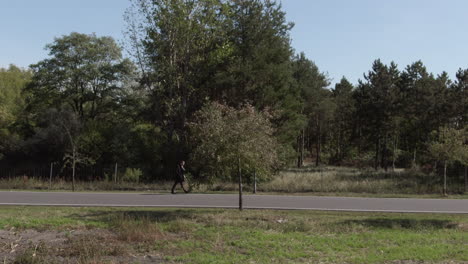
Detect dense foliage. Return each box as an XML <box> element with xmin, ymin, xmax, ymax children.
<box><xmin>189</xmin><ymin>102</ymin><xmax>280</xmax><ymax>183</ymax></box>
<box><xmin>0</xmin><ymin>0</ymin><xmax>466</xmax><ymax>190</ymax></box>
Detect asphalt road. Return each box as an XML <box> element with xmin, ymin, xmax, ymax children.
<box><xmin>0</xmin><ymin>191</ymin><xmax>467</xmax><ymax>213</ymax></box>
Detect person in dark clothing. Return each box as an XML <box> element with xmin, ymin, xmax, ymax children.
<box><xmin>171</xmin><ymin>160</ymin><xmax>188</xmax><ymax>194</ymax></box>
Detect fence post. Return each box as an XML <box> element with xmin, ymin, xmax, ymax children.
<box><xmin>49</xmin><ymin>163</ymin><xmax>53</xmax><ymax>190</ymax></box>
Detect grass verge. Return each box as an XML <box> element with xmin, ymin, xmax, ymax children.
<box><xmin>0</xmin><ymin>206</ymin><xmax>466</xmax><ymax>263</ymax></box>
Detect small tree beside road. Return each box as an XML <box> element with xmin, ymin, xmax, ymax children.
<box><xmin>454</xmin><ymin>127</ymin><xmax>468</xmax><ymax>193</ymax></box>
<box><xmin>190</xmin><ymin>102</ymin><xmax>280</xmax><ymax>182</ymax></box>
<box><xmin>429</xmin><ymin>126</ymin><xmax>467</xmax><ymax>196</ymax></box>
<box><xmin>189</xmin><ymin>102</ymin><xmax>281</xmax><ymax>209</ymax></box>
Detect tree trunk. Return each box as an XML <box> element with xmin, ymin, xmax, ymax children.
<box><xmin>381</xmin><ymin>134</ymin><xmax>388</xmax><ymax>171</ymax></box>
<box><xmin>374</xmin><ymin>137</ymin><xmax>380</xmax><ymax>170</ymax></box>
<box><xmin>336</xmin><ymin>124</ymin><xmax>341</xmax><ymax>162</ymax></box>
<box><xmin>253</xmin><ymin>170</ymin><xmax>257</xmax><ymax>194</ymax></box>
<box><xmin>306</xmin><ymin>127</ymin><xmax>310</xmax><ymax>158</ymax></box>
<box><xmin>443</xmin><ymin>160</ymin><xmax>447</xmax><ymax>196</ymax></box>
<box><xmin>114</xmin><ymin>163</ymin><xmax>118</xmax><ymax>183</ymax></box>
<box><xmin>49</xmin><ymin>163</ymin><xmax>53</xmax><ymax>190</ymax></box>
<box><xmin>392</xmin><ymin>134</ymin><xmax>398</xmax><ymax>171</ymax></box>
<box><xmin>72</xmin><ymin>150</ymin><xmax>76</xmax><ymax>192</ymax></box>
<box><xmin>297</xmin><ymin>134</ymin><xmax>301</xmax><ymax>168</ymax></box>
<box><xmin>357</xmin><ymin>122</ymin><xmax>362</xmax><ymax>156</ymax></box>
<box><xmin>464</xmin><ymin>166</ymin><xmax>467</xmax><ymax>193</ymax></box>
<box><xmin>238</xmin><ymin>157</ymin><xmax>242</xmax><ymax>211</ymax></box>
<box><xmin>412</xmin><ymin>149</ymin><xmax>417</xmax><ymax>168</ymax></box>
<box><xmin>315</xmin><ymin>116</ymin><xmax>321</xmax><ymax>167</ymax></box>
<box><xmin>300</xmin><ymin>129</ymin><xmax>305</xmax><ymax>167</ymax></box>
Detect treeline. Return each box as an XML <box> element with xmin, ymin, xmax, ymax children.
<box><xmin>0</xmin><ymin>0</ymin><xmax>467</xmax><ymax>183</ymax></box>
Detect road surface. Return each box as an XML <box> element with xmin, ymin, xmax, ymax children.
<box><xmin>0</xmin><ymin>191</ymin><xmax>467</xmax><ymax>214</ymax></box>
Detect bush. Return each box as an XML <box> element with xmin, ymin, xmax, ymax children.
<box><xmin>121</xmin><ymin>168</ymin><xmax>142</xmax><ymax>183</ymax></box>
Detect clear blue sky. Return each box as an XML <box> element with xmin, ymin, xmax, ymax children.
<box><xmin>1</xmin><ymin>0</ymin><xmax>467</xmax><ymax>86</ymax></box>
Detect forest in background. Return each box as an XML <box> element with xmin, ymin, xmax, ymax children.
<box><xmin>0</xmin><ymin>0</ymin><xmax>467</xmax><ymax>188</ymax></box>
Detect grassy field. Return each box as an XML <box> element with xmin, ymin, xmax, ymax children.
<box><xmin>215</xmin><ymin>166</ymin><xmax>467</xmax><ymax>197</ymax></box>
<box><xmin>0</xmin><ymin>206</ymin><xmax>467</xmax><ymax>263</ymax></box>
<box><xmin>1</xmin><ymin>166</ymin><xmax>467</xmax><ymax>199</ymax></box>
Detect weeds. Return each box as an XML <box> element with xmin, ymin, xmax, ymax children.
<box><xmin>111</xmin><ymin>213</ymin><xmax>164</xmax><ymax>243</ymax></box>
<box><xmin>60</xmin><ymin>232</ymin><xmax>127</xmax><ymax>263</ymax></box>
<box><xmin>259</xmin><ymin>166</ymin><xmax>463</xmax><ymax>195</ymax></box>
<box><xmin>12</xmin><ymin>242</ymin><xmax>51</xmax><ymax>264</ymax></box>
<box><xmin>0</xmin><ymin>166</ymin><xmax>465</xmax><ymax>196</ymax></box>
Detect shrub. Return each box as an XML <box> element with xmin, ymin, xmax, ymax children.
<box><xmin>121</xmin><ymin>168</ymin><xmax>142</xmax><ymax>183</ymax></box>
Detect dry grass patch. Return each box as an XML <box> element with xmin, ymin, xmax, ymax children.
<box><xmin>11</xmin><ymin>241</ymin><xmax>52</xmax><ymax>264</ymax></box>
<box><xmin>60</xmin><ymin>231</ymin><xmax>127</xmax><ymax>260</ymax></box>
<box><xmin>258</xmin><ymin>166</ymin><xmax>455</xmax><ymax>195</ymax></box>
<box><xmin>111</xmin><ymin>214</ymin><xmax>165</xmax><ymax>243</ymax></box>
<box><xmin>164</xmin><ymin>218</ymin><xmax>195</xmax><ymax>234</ymax></box>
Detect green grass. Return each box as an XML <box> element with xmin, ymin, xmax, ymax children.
<box><xmin>0</xmin><ymin>206</ymin><xmax>109</xmax><ymax>230</ymax></box>
<box><xmin>0</xmin><ymin>206</ymin><xmax>467</xmax><ymax>263</ymax></box>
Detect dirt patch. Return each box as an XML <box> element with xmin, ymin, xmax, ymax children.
<box><xmin>458</xmin><ymin>223</ymin><xmax>468</xmax><ymax>232</ymax></box>
<box><xmin>0</xmin><ymin>228</ymin><xmax>66</xmax><ymax>262</ymax></box>
<box><xmin>0</xmin><ymin>228</ymin><xmax>165</xmax><ymax>263</ymax></box>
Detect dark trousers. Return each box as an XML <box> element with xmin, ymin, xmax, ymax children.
<box><xmin>171</xmin><ymin>179</ymin><xmax>188</xmax><ymax>193</ymax></box>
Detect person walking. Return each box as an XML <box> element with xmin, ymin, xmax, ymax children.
<box><xmin>171</xmin><ymin>160</ymin><xmax>188</xmax><ymax>194</ymax></box>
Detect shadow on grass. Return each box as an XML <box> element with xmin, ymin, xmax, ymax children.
<box><xmin>341</xmin><ymin>218</ymin><xmax>458</xmax><ymax>230</ymax></box>
<box><xmin>70</xmin><ymin>208</ymin><xmax>216</xmax><ymax>225</ymax></box>
<box><xmin>117</xmin><ymin>210</ymin><xmax>196</xmax><ymax>222</ymax></box>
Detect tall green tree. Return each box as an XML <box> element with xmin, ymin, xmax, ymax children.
<box><xmin>223</xmin><ymin>0</ymin><xmax>304</xmax><ymax>154</ymax></box>
<box><xmin>22</xmin><ymin>33</ymin><xmax>136</xmax><ymax>173</ymax></box>
<box><xmin>291</xmin><ymin>53</ymin><xmax>330</xmax><ymax>166</ymax></box>
<box><xmin>0</xmin><ymin>65</ymin><xmax>31</xmax><ymax>160</ymax></box>
<box><xmin>127</xmin><ymin>0</ymin><xmax>304</xmax><ymax>173</ymax></box>
<box><xmin>451</xmin><ymin>68</ymin><xmax>468</xmax><ymax>128</ymax></box>
<box><xmin>127</xmin><ymin>0</ymin><xmax>227</xmax><ymax>132</ymax></box>
<box><xmin>0</xmin><ymin>65</ymin><xmax>30</xmax><ymax>125</ymax></box>
<box><xmin>355</xmin><ymin>60</ymin><xmax>401</xmax><ymax>169</ymax></box>
<box><xmin>330</xmin><ymin>77</ymin><xmax>355</xmax><ymax>163</ymax></box>
<box><xmin>27</xmin><ymin>32</ymin><xmax>135</xmax><ymax>121</ymax></box>
<box><xmin>126</xmin><ymin>0</ymin><xmax>232</xmax><ymax>174</ymax></box>
<box><xmin>399</xmin><ymin>61</ymin><xmax>451</xmax><ymax>166</ymax></box>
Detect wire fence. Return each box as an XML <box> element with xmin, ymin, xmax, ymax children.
<box><xmin>0</xmin><ymin>164</ymin><xmax>466</xmax><ymax>194</ymax></box>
